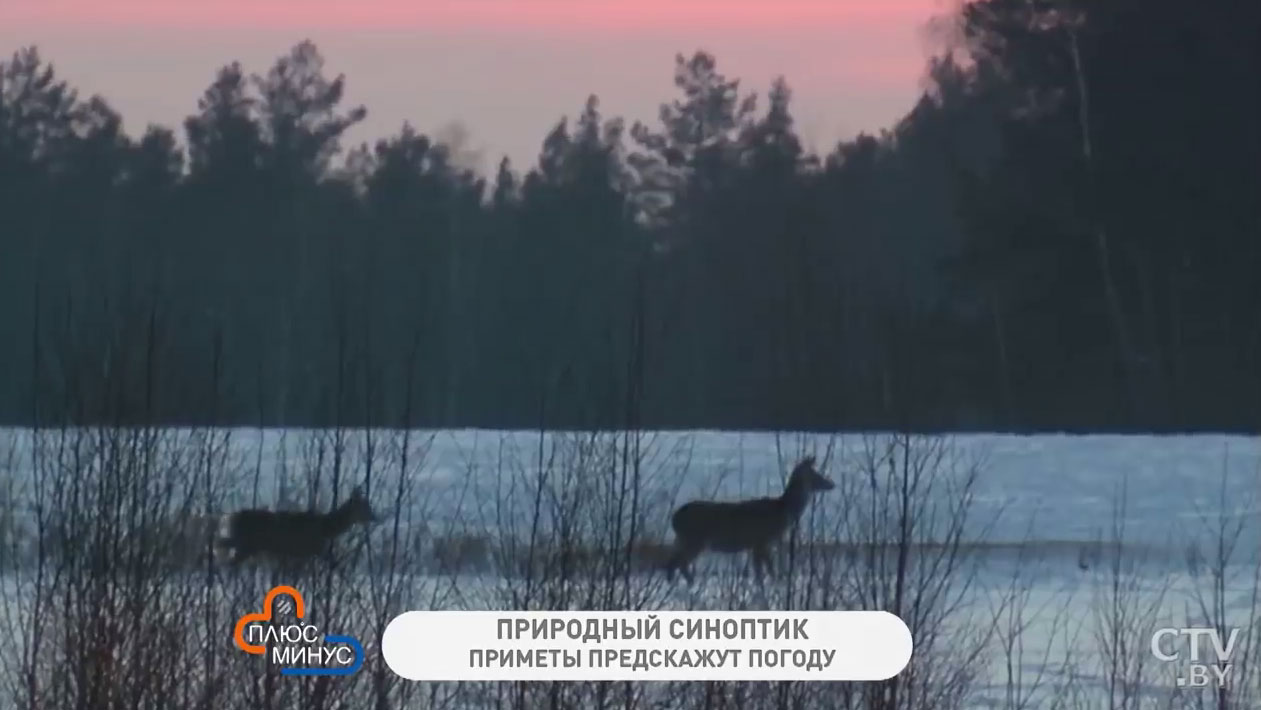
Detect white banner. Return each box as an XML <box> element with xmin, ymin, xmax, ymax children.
<box><xmin>382</xmin><ymin>610</ymin><xmax>912</xmax><ymax>681</ymax></box>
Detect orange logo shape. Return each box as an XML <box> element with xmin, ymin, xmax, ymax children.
<box><xmin>234</xmin><ymin>585</ymin><xmax>306</xmax><ymax>654</ymax></box>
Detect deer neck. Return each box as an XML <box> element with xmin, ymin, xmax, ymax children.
<box><xmin>321</xmin><ymin>503</ymin><xmax>357</xmax><ymax>537</ymax></box>
<box><xmin>778</xmin><ymin>477</ymin><xmax>813</xmax><ymax>523</ymax></box>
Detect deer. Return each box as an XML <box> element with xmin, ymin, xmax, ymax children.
<box><xmin>665</xmin><ymin>456</ymin><xmax>835</xmax><ymax>585</ymax></box>
<box><xmin>215</xmin><ymin>484</ymin><xmax>378</xmax><ymax>568</ymax></box>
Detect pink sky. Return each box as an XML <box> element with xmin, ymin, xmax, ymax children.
<box><xmin>0</xmin><ymin>0</ymin><xmax>958</xmax><ymax>172</ymax></box>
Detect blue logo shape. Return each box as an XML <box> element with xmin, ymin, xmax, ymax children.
<box><xmin>280</xmin><ymin>634</ymin><xmax>365</xmax><ymax>676</ymax></box>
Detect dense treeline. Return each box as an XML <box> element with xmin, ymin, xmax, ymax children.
<box><xmin>0</xmin><ymin>0</ymin><xmax>1257</xmax><ymax>432</ymax></box>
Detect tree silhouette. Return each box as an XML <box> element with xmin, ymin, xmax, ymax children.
<box><xmin>0</xmin><ymin>6</ymin><xmax>1257</xmax><ymax>432</ymax></box>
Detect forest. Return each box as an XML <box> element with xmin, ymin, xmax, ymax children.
<box><xmin>0</xmin><ymin>0</ymin><xmax>1257</xmax><ymax>432</ymax></box>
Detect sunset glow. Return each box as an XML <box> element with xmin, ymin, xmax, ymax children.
<box><xmin>1</xmin><ymin>0</ymin><xmax>951</xmax><ymax>170</ymax></box>
<box><xmin>3</xmin><ymin>0</ymin><xmax>938</xmax><ymax>31</ymax></box>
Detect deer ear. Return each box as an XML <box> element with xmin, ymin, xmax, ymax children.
<box><xmin>802</xmin><ymin>455</ymin><xmax>816</xmax><ymax>467</ymax></box>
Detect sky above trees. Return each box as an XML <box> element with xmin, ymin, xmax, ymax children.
<box><xmin>0</xmin><ymin>0</ymin><xmax>955</xmax><ymax>171</ymax></box>
<box><xmin>1</xmin><ymin>0</ymin><xmax>1255</xmax><ymax>431</ymax></box>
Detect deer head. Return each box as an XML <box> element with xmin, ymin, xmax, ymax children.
<box><xmin>339</xmin><ymin>485</ymin><xmax>378</xmax><ymax>525</ymax></box>
<box><xmin>788</xmin><ymin>456</ymin><xmax>835</xmax><ymax>493</ymax></box>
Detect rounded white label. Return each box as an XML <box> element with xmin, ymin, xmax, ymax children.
<box><xmin>382</xmin><ymin>610</ymin><xmax>912</xmax><ymax>681</ymax></box>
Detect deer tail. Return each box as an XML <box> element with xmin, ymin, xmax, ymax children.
<box><xmin>211</xmin><ymin>513</ymin><xmax>236</xmax><ymax>556</ymax></box>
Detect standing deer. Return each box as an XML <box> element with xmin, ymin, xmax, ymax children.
<box><xmin>215</xmin><ymin>484</ymin><xmax>378</xmax><ymax>567</ymax></box>
<box><xmin>666</xmin><ymin>456</ymin><xmax>834</xmax><ymax>584</ymax></box>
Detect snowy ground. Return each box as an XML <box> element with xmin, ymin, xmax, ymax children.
<box><xmin>0</xmin><ymin>429</ymin><xmax>1258</xmax><ymax>708</ymax></box>
<box><xmin>5</xmin><ymin>428</ymin><xmax>1257</xmax><ymax>544</ymax></box>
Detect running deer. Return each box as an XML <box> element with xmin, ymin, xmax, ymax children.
<box><xmin>215</xmin><ymin>484</ymin><xmax>378</xmax><ymax>567</ymax></box>
<box><xmin>666</xmin><ymin>456</ymin><xmax>834</xmax><ymax>584</ymax></box>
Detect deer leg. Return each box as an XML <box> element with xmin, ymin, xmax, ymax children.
<box><xmin>751</xmin><ymin>545</ymin><xmax>772</xmax><ymax>582</ymax></box>
<box><xmin>665</xmin><ymin>546</ymin><xmax>682</xmax><ymax>582</ymax></box>
<box><xmin>212</xmin><ymin>537</ymin><xmax>232</xmax><ymax>562</ymax></box>
<box><xmin>667</xmin><ymin>542</ymin><xmax>702</xmax><ymax>586</ymax></box>
<box><xmin>227</xmin><ymin>543</ymin><xmax>255</xmax><ymax>567</ymax></box>
<box><xmin>678</xmin><ymin>558</ymin><xmax>696</xmax><ymax>586</ymax></box>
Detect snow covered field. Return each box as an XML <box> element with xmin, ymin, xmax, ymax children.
<box><xmin>4</xmin><ymin>428</ymin><xmax>1257</xmax><ymax>545</ymax></box>
<box><xmin>0</xmin><ymin>428</ymin><xmax>1258</xmax><ymax>708</ymax></box>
